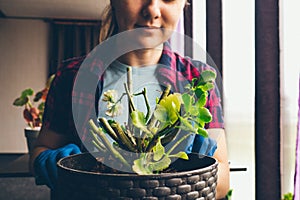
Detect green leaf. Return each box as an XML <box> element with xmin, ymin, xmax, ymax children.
<box><xmin>132</xmin><ymin>155</ymin><xmax>152</xmax><ymax>175</ymax></box>
<box><xmin>226</xmin><ymin>189</ymin><xmax>233</xmax><ymax>200</ymax></box>
<box><xmin>170</xmin><ymin>102</ymin><xmax>180</xmax><ymax>124</ymax></box>
<box><xmin>153</xmin><ymin>104</ymin><xmax>168</xmax><ymax>123</ymax></box>
<box><xmin>196</xmin><ymin>92</ymin><xmax>208</xmax><ymax>107</ymax></box>
<box><xmin>133</xmin><ymin>153</ymin><xmax>171</xmax><ymax>174</ymax></box>
<box><xmin>189</xmin><ymin>105</ymin><xmax>199</xmax><ymax>116</ymax></box>
<box><xmin>198</xmin><ymin>107</ymin><xmax>212</xmax><ymax>123</ymax></box>
<box><xmin>199</xmin><ymin>82</ymin><xmax>214</xmax><ymax>91</ymax></box>
<box><xmin>155</xmin><ymin>97</ymin><xmax>159</xmax><ymax>104</ymax></box>
<box><xmin>197</xmin><ymin>127</ymin><xmax>208</xmax><ymax>137</ymax></box>
<box><xmin>149</xmin><ymin>126</ymin><xmax>158</xmax><ymax>134</ymax></box>
<box><xmin>199</xmin><ymin>70</ymin><xmax>216</xmax><ymax>84</ymax></box>
<box><xmin>182</xmin><ymin>93</ymin><xmax>193</xmax><ymax>114</ymax></box>
<box><xmin>153</xmin><ymin>138</ymin><xmax>164</xmax><ymax>161</ymax></box>
<box><xmin>159</xmin><ymin>93</ymin><xmax>182</xmax><ymax>112</ymax></box>
<box><xmin>169</xmin><ymin>151</ymin><xmax>189</xmax><ymax>160</ymax></box>
<box><xmin>184</xmin><ymin>83</ymin><xmax>191</xmax><ymax>90</ymax></box>
<box><xmin>34</xmin><ymin>91</ymin><xmax>43</xmax><ymax>102</ymax></box>
<box><xmin>191</xmin><ymin>78</ymin><xmax>198</xmax><ymax>88</ymax></box>
<box><xmin>194</xmin><ymin>87</ymin><xmax>204</xmax><ymax>99</ymax></box>
<box><xmin>13</xmin><ymin>97</ymin><xmax>28</xmax><ymax>106</ymax></box>
<box><xmin>131</xmin><ymin>110</ymin><xmax>146</xmax><ymax>127</ymax></box>
<box><xmin>21</xmin><ymin>88</ymin><xmax>34</xmax><ymax>99</ymax></box>
<box><xmin>38</xmin><ymin>102</ymin><xmax>45</xmax><ymax>112</ymax></box>
<box><xmin>158</xmin><ymin>93</ymin><xmax>181</xmax><ymax>125</ymax></box>
<box><xmin>149</xmin><ymin>156</ymin><xmax>171</xmax><ymax>172</ymax></box>
<box><xmin>179</xmin><ymin>116</ymin><xmax>196</xmax><ymax>133</ymax></box>
<box><xmin>282</xmin><ymin>193</ymin><xmax>293</xmax><ymax>200</ymax></box>
<box><xmin>131</xmin><ymin>110</ymin><xmax>150</xmax><ymax>134</ymax></box>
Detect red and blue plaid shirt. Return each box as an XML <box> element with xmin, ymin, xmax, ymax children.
<box><xmin>43</xmin><ymin>43</ymin><xmax>224</xmax><ymax>148</ymax></box>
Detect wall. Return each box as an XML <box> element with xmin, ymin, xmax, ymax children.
<box><xmin>280</xmin><ymin>0</ymin><xmax>300</xmax><ymax>195</ymax></box>
<box><xmin>0</xmin><ymin>19</ymin><xmax>49</xmax><ymax>152</ymax></box>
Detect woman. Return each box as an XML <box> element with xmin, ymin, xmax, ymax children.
<box><xmin>30</xmin><ymin>0</ymin><xmax>230</xmax><ymax>199</ymax></box>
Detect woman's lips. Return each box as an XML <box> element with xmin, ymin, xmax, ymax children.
<box><xmin>135</xmin><ymin>24</ymin><xmax>160</xmax><ymax>29</ymax></box>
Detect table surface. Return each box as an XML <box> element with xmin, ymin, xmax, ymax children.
<box><xmin>0</xmin><ymin>153</ymin><xmax>32</xmax><ymax>177</ymax></box>
<box><xmin>0</xmin><ymin>153</ymin><xmax>247</xmax><ymax>177</ymax></box>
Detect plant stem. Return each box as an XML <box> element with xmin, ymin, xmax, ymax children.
<box><xmin>110</xmin><ymin>121</ymin><xmax>137</xmax><ymax>152</ymax></box>
<box><xmin>142</xmin><ymin>89</ymin><xmax>151</xmax><ymax>122</ymax></box>
<box><xmin>126</xmin><ymin>67</ymin><xmax>134</xmax><ymax>131</ymax></box>
<box><xmin>98</xmin><ymin>118</ymin><xmax>120</xmax><ymax>143</ymax></box>
<box><xmin>26</xmin><ymin>101</ymin><xmax>33</xmax><ymax>109</ymax></box>
<box><xmin>90</xmin><ymin>130</ymin><xmax>106</xmax><ymax>151</ymax></box>
<box><xmin>124</xmin><ymin>83</ymin><xmax>136</xmax><ymax>112</ymax></box>
<box><xmin>145</xmin><ymin>120</ymin><xmax>179</xmax><ymax>152</ymax></box>
<box><xmin>124</xmin><ymin>127</ymin><xmax>137</xmax><ymax>146</ymax></box>
<box><xmin>147</xmin><ymin>84</ymin><xmax>171</xmax><ymax>129</ymax></box>
<box><xmin>161</xmin><ymin>128</ymin><xmax>179</xmax><ymax>145</ymax></box>
<box><xmin>89</xmin><ymin>119</ymin><xmax>130</xmax><ymax>169</ymax></box>
<box><xmin>92</xmin><ymin>140</ymin><xmax>106</xmax><ymax>152</ymax></box>
<box><xmin>166</xmin><ymin>132</ymin><xmax>193</xmax><ymax>156</ymax></box>
<box><xmin>158</xmin><ymin>84</ymin><xmax>172</xmax><ymax>103</ymax></box>
<box><xmin>132</xmin><ymin>88</ymin><xmax>151</xmax><ymax>121</ymax></box>
<box><xmin>127</xmin><ymin>67</ymin><xmax>132</xmax><ymax>93</ymax></box>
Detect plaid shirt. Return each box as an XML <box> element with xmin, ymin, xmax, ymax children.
<box><xmin>43</xmin><ymin>43</ymin><xmax>224</xmax><ymax>147</ymax></box>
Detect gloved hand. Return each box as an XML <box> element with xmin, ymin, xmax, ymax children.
<box><xmin>191</xmin><ymin>134</ymin><xmax>217</xmax><ymax>156</ymax></box>
<box><xmin>34</xmin><ymin>143</ymin><xmax>81</xmax><ymax>189</ymax></box>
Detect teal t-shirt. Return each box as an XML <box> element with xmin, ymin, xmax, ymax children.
<box><xmin>98</xmin><ymin>60</ymin><xmax>162</xmax><ymax>125</ymax></box>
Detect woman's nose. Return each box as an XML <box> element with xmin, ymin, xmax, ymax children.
<box><xmin>142</xmin><ymin>0</ymin><xmax>162</xmax><ymax>20</ymax></box>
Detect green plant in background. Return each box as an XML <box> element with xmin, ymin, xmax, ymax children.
<box><xmin>226</xmin><ymin>189</ymin><xmax>233</xmax><ymax>200</ymax></box>
<box><xmin>13</xmin><ymin>75</ymin><xmax>55</xmax><ymax>129</ymax></box>
<box><xmin>282</xmin><ymin>192</ymin><xmax>293</xmax><ymax>200</ymax></box>
<box><xmin>89</xmin><ymin>69</ymin><xmax>217</xmax><ymax>174</ymax></box>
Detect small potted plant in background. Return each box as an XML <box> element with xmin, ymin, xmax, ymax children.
<box><xmin>13</xmin><ymin>75</ymin><xmax>55</xmax><ymax>154</ymax></box>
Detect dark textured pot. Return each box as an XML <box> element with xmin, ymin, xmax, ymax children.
<box><xmin>24</xmin><ymin>128</ymin><xmax>40</xmax><ymax>154</ymax></box>
<box><xmin>56</xmin><ymin>152</ymin><xmax>218</xmax><ymax>200</ymax></box>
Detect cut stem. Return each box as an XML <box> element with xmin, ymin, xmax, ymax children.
<box><xmin>89</xmin><ymin>119</ymin><xmax>130</xmax><ymax>168</ymax></box>
<box><xmin>110</xmin><ymin>121</ymin><xmax>137</xmax><ymax>152</ymax></box>
<box><xmin>90</xmin><ymin>130</ymin><xmax>106</xmax><ymax>151</ymax></box>
<box><xmin>98</xmin><ymin>118</ymin><xmax>119</xmax><ymax>142</ymax></box>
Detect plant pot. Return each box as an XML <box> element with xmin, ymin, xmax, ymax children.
<box><xmin>56</xmin><ymin>152</ymin><xmax>218</xmax><ymax>200</ymax></box>
<box><xmin>24</xmin><ymin>128</ymin><xmax>40</xmax><ymax>154</ymax></box>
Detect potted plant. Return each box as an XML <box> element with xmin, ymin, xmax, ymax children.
<box><xmin>13</xmin><ymin>75</ymin><xmax>55</xmax><ymax>154</ymax></box>
<box><xmin>56</xmin><ymin>69</ymin><xmax>219</xmax><ymax>199</ymax></box>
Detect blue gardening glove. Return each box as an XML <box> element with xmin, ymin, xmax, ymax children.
<box><xmin>191</xmin><ymin>134</ymin><xmax>217</xmax><ymax>156</ymax></box>
<box><xmin>34</xmin><ymin>143</ymin><xmax>81</xmax><ymax>189</ymax></box>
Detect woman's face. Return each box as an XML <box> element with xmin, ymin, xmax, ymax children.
<box><xmin>110</xmin><ymin>0</ymin><xmax>186</xmax><ymax>45</ymax></box>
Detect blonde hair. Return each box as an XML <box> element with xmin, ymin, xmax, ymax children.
<box><xmin>99</xmin><ymin>5</ymin><xmax>118</xmax><ymax>43</ymax></box>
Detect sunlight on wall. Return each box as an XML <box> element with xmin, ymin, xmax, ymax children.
<box><xmin>223</xmin><ymin>1</ymin><xmax>255</xmax><ymax>199</ymax></box>
<box><xmin>192</xmin><ymin>0</ymin><xmax>206</xmax><ymax>61</ymax></box>
<box><xmin>0</xmin><ymin>19</ymin><xmax>49</xmax><ymax>152</ymax></box>
<box><xmin>280</xmin><ymin>0</ymin><xmax>300</xmax><ymax>195</ymax></box>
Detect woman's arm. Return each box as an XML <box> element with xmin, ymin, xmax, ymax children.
<box><xmin>29</xmin><ymin>127</ymin><xmax>70</xmax><ymax>175</ymax></box>
<box><xmin>208</xmin><ymin>128</ymin><xmax>230</xmax><ymax>199</ymax></box>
